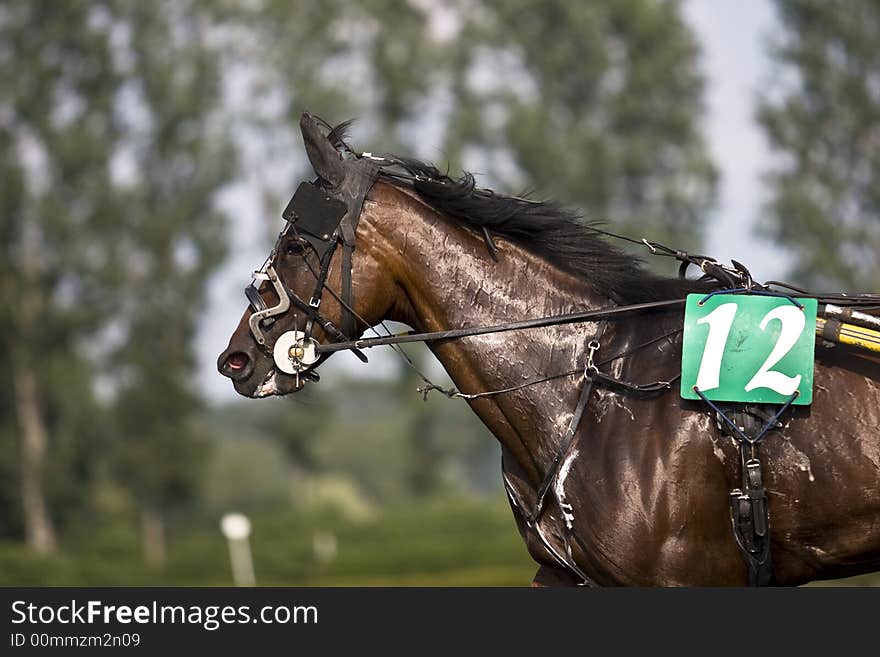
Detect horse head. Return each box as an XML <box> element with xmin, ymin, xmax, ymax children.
<box><xmin>217</xmin><ymin>113</ymin><xmax>397</xmax><ymax>398</ymax></box>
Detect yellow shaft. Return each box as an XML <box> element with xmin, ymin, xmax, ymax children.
<box><xmin>816</xmin><ymin>317</ymin><xmax>880</xmax><ymax>354</ymax></box>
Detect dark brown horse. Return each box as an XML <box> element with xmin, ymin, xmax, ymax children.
<box><xmin>218</xmin><ymin>114</ymin><xmax>880</xmax><ymax>586</ymax></box>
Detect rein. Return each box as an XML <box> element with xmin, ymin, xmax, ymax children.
<box><xmin>313</xmin><ymin>298</ymin><xmax>685</xmax><ymax>354</ymax></box>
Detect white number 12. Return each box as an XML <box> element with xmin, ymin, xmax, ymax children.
<box><xmin>695</xmin><ymin>302</ymin><xmax>804</xmax><ymax>395</ymax></box>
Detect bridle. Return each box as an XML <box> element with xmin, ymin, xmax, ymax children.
<box><xmin>245</xmin><ymin>157</ymin><xmax>380</xmax><ymax>381</ymax></box>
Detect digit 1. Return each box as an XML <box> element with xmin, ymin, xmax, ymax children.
<box><xmin>695</xmin><ymin>302</ymin><xmax>738</xmax><ymax>392</ymax></box>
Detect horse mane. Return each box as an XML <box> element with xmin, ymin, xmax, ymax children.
<box><xmin>322</xmin><ymin>118</ymin><xmax>712</xmax><ymax>304</ymax></box>
<box><xmin>389</xmin><ymin>158</ymin><xmax>720</xmax><ymax>303</ymax></box>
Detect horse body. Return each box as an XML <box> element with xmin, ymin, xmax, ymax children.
<box><xmin>219</xmin><ymin>115</ymin><xmax>880</xmax><ymax>585</ymax></box>
<box><xmin>360</xmin><ymin>181</ymin><xmax>880</xmax><ymax>586</ymax></box>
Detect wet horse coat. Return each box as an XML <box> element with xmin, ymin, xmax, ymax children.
<box><xmin>360</xmin><ymin>183</ymin><xmax>880</xmax><ymax>585</ymax></box>
<box><xmin>219</xmin><ymin>116</ymin><xmax>880</xmax><ymax>586</ymax></box>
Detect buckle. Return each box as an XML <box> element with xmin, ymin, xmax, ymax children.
<box><xmin>583</xmin><ymin>339</ymin><xmax>601</xmax><ymax>378</ymax></box>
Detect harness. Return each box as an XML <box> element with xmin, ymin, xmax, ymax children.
<box><xmin>245</xmin><ymin>149</ymin><xmax>880</xmax><ymax>586</ymax></box>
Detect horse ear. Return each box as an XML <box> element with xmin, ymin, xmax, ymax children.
<box><xmin>300</xmin><ymin>112</ymin><xmax>345</xmax><ymax>187</ymax></box>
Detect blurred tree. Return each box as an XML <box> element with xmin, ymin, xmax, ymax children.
<box><xmin>387</xmin><ymin>351</ymin><xmax>491</xmax><ymax>498</ymax></box>
<box><xmin>0</xmin><ymin>1</ymin><xmax>232</xmax><ymax>564</ymax></box>
<box><xmin>101</xmin><ymin>0</ymin><xmax>234</xmax><ymax>566</ymax></box>
<box><xmin>263</xmin><ymin>353</ymin><xmax>504</xmax><ymax>505</ymax></box>
<box><xmin>758</xmin><ymin>0</ymin><xmax>880</xmax><ymax>290</ymax></box>
<box><xmin>235</xmin><ymin>0</ymin><xmax>716</xmax><ymax>247</ymax></box>
<box><xmin>0</xmin><ymin>1</ymin><xmax>123</xmax><ymax>553</ymax></box>
<box><xmin>446</xmin><ymin>0</ymin><xmax>718</xmax><ymax>246</ymax></box>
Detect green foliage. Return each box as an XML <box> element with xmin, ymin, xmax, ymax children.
<box><xmin>456</xmin><ymin>0</ymin><xmax>717</xmax><ymax>246</ymax></box>
<box><xmin>202</xmin><ymin>360</ymin><xmax>501</xmax><ymax>508</ymax></box>
<box><xmin>758</xmin><ymin>0</ymin><xmax>880</xmax><ymax>290</ymax></box>
<box><xmin>0</xmin><ymin>0</ymin><xmax>124</xmax><ymax>539</ymax></box>
<box><xmin>235</xmin><ymin>0</ymin><xmax>716</xmax><ymax>250</ymax></box>
<box><xmin>0</xmin><ymin>1</ymin><xmax>233</xmax><ymax>546</ymax></box>
<box><xmin>99</xmin><ymin>1</ymin><xmax>234</xmax><ymax>514</ymax></box>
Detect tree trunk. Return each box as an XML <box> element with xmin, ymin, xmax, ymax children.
<box><xmin>10</xmin><ymin>213</ymin><xmax>56</xmax><ymax>554</ymax></box>
<box><xmin>141</xmin><ymin>502</ymin><xmax>167</xmax><ymax>567</ymax></box>
<box><xmin>13</xmin><ymin>363</ymin><xmax>57</xmax><ymax>554</ymax></box>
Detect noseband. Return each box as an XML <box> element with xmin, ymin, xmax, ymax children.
<box><xmin>246</xmin><ymin>158</ymin><xmax>380</xmax><ymax>377</ymax></box>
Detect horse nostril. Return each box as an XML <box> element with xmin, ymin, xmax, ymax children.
<box><xmin>218</xmin><ymin>347</ymin><xmax>255</xmax><ymax>381</ymax></box>
<box><xmin>226</xmin><ymin>352</ymin><xmax>249</xmax><ymax>371</ymax></box>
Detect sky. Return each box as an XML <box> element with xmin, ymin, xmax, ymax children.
<box><xmin>683</xmin><ymin>0</ymin><xmax>784</xmax><ymax>276</ymax></box>
<box><xmin>198</xmin><ymin>1</ymin><xmax>785</xmax><ymax>402</ymax></box>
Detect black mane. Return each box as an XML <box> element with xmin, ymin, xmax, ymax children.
<box><xmin>380</xmin><ymin>158</ymin><xmax>712</xmax><ymax>304</ymax></box>
<box><xmin>319</xmin><ymin>118</ymin><xmax>710</xmax><ymax>304</ymax></box>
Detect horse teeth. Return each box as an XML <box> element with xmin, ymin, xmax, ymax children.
<box><xmin>255</xmin><ymin>370</ymin><xmax>278</xmax><ymax>397</ymax></box>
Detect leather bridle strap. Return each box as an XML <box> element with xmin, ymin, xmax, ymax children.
<box><xmin>283</xmin><ymin>277</ymin><xmax>369</xmax><ymax>364</ymax></box>
<box><xmin>288</xmin><ymin>159</ymin><xmax>378</xmax><ymax>352</ymax></box>
<box><xmin>340</xmin><ymin>236</ymin><xmax>356</xmax><ymax>340</ymax></box>
<box><xmin>295</xmin><ymin>242</ymin><xmax>369</xmax><ymax>364</ymax></box>
<box><xmin>334</xmin><ymin>162</ymin><xmax>377</xmax><ymax>341</ymax></box>
<box><xmin>303</xmin><ymin>239</ymin><xmax>338</xmax><ymax>340</ymax></box>
<box><xmin>253</xmin><ymin>160</ymin><xmax>380</xmax><ymax>367</ymax></box>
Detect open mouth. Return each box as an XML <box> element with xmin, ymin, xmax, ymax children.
<box><xmin>254</xmin><ymin>368</ymin><xmax>281</xmax><ymax>398</ymax></box>
<box><xmin>252</xmin><ymin>367</ymin><xmax>319</xmax><ymax>398</ymax></box>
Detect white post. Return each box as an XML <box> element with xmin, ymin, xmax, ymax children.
<box><xmin>312</xmin><ymin>531</ymin><xmax>338</xmax><ymax>566</ymax></box>
<box><xmin>220</xmin><ymin>513</ymin><xmax>256</xmax><ymax>587</ymax></box>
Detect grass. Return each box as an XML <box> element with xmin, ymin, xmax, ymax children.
<box><xmin>0</xmin><ymin>498</ymin><xmax>537</xmax><ymax>587</ymax></box>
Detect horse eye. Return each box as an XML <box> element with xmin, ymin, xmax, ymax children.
<box><xmin>286</xmin><ymin>240</ymin><xmax>305</xmax><ymax>255</ymax></box>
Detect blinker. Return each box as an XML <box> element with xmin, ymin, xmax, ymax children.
<box><xmin>282</xmin><ymin>181</ymin><xmax>348</xmax><ymax>260</ymax></box>
<box><xmin>245</xmin><ymin>283</ymin><xmax>274</xmax><ymax>327</ymax></box>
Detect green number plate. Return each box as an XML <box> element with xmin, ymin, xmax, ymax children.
<box><xmin>680</xmin><ymin>294</ymin><xmax>817</xmax><ymax>405</ymax></box>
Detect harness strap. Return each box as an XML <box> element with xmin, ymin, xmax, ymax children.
<box><xmin>285</xmin><ymin>282</ymin><xmax>368</xmax><ymax>363</ymax></box>
<box><xmin>694</xmin><ymin>389</ymin><xmax>799</xmax><ymax>586</ymax></box>
<box><xmin>304</xmin><ymin>244</ymin><xmax>337</xmax><ymax>338</ymax></box>
<box><xmin>528</xmin><ymin>371</ymin><xmax>598</xmax><ymax>526</ymax></box>
<box><xmin>500</xmin><ymin>320</ymin><xmax>609</xmax><ymax>586</ymax></box>
<box><xmin>587</xmin><ymin>369</ymin><xmax>677</xmax><ymax>395</ymax></box>
<box><xmin>521</xmin><ymin>319</ymin><xmax>608</xmax><ymax>526</ymax></box>
<box><xmin>502</xmin><ymin>466</ymin><xmax>597</xmax><ymax>586</ymax></box>
<box><xmin>730</xmin><ymin>446</ymin><xmax>772</xmax><ymax>586</ymax></box>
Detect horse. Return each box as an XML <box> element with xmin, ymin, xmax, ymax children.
<box><xmin>218</xmin><ymin>113</ymin><xmax>880</xmax><ymax>586</ymax></box>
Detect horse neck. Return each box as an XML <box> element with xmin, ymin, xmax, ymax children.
<box><xmin>362</xmin><ymin>183</ymin><xmax>611</xmax><ymax>482</ymax></box>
